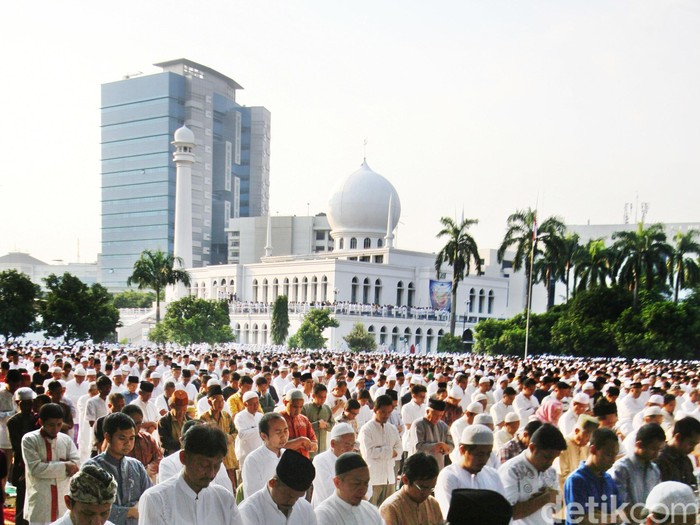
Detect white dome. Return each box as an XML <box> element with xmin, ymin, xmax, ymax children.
<box><xmin>327</xmin><ymin>160</ymin><xmax>401</xmax><ymax>237</ymax></box>
<box><xmin>173</xmin><ymin>125</ymin><xmax>195</xmax><ymax>144</ymax></box>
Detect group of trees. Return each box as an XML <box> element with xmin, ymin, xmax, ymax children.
<box><xmin>0</xmin><ymin>269</ymin><xmax>120</xmax><ymax>342</ymax></box>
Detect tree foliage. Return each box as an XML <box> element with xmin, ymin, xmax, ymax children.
<box><xmin>150</xmin><ymin>296</ymin><xmax>234</xmax><ymax>345</ymax></box>
<box><xmin>0</xmin><ymin>270</ymin><xmax>40</xmax><ymax>339</ymax></box>
<box><xmin>343</xmin><ymin>322</ymin><xmax>377</xmax><ymax>352</ymax></box>
<box><xmin>288</xmin><ymin>308</ymin><xmax>339</xmax><ymax>349</ymax></box>
<box><xmin>270</xmin><ymin>295</ymin><xmax>290</xmax><ymax>345</ymax></box>
<box><xmin>113</xmin><ymin>290</ymin><xmax>157</xmax><ymax>309</ymax></box>
<box><xmin>437</xmin><ymin>333</ymin><xmax>465</xmax><ymax>353</ymax></box>
<box><xmin>435</xmin><ymin>216</ymin><xmax>482</xmax><ymax>335</ymax></box>
<box><xmin>127</xmin><ymin>250</ymin><xmax>191</xmax><ymax>322</ymax></box>
<box><xmin>40</xmin><ymin>273</ymin><xmax>120</xmax><ymax>342</ymax></box>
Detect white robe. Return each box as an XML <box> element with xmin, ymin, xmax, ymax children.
<box><xmin>358</xmin><ymin>419</ymin><xmax>402</xmax><ymax>486</ymax></box>
<box><xmin>22</xmin><ymin>430</ymin><xmax>80</xmax><ymax>523</ymax></box>
<box><xmin>158</xmin><ymin>450</ymin><xmax>233</xmax><ymax>493</ymax></box>
<box><xmin>233</xmin><ymin>410</ymin><xmax>263</xmax><ymax>467</ymax></box>
<box><xmin>435</xmin><ymin>463</ymin><xmax>504</xmax><ymax>519</ymax></box>
<box><xmin>315</xmin><ymin>492</ymin><xmax>383</xmax><ymax>525</ymax></box>
<box><xmin>239</xmin><ymin>485</ymin><xmax>318</xmax><ymax>525</ymax></box>
<box><xmin>138</xmin><ymin>471</ymin><xmax>242</xmax><ymax>525</ymax></box>
<box><xmin>242</xmin><ymin>445</ymin><xmax>282</xmax><ymax>498</ymax></box>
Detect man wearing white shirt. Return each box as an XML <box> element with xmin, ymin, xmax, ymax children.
<box><xmin>138</xmin><ymin>424</ymin><xmax>242</xmax><ymax>525</ymax></box>
<box><xmin>239</xmin><ymin>449</ymin><xmax>317</xmax><ymax>525</ymax></box>
<box><xmin>311</xmin><ymin>423</ymin><xmax>358</xmax><ymax>508</ymax></box>
<box><xmin>435</xmin><ymin>424</ymin><xmax>505</xmax><ymax>519</ymax></box>
<box><xmin>558</xmin><ymin>393</ymin><xmax>591</xmax><ymax>437</ymax></box>
<box><xmin>514</xmin><ymin>378</ymin><xmax>540</xmax><ymax>423</ymax></box>
<box><xmin>315</xmin><ymin>452</ymin><xmax>383</xmax><ymax>525</ymax></box>
<box><xmin>358</xmin><ymin>394</ymin><xmax>403</xmax><ymax>506</ymax></box>
<box><xmin>242</xmin><ymin>412</ymin><xmax>288</xmax><ymax>498</ymax></box>
<box><xmin>499</xmin><ymin>424</ymin><xmax>567</xmax><ymax>525</ymax></box>
<box><xmin>449</xmin><ymin>401</ymin><xmax>484</xmax><ymax>465</ymax></box>
<box><xmin>175</xmin><ymin>370</ymin><xmax>198</xmax><ymax>402</ymax></box>
<box><xmin>494</xmin><ymin>412</ymin><xmax>521</xmax><ymax>452</ymax></box>
<box><xmin>491</xmin><ymin>386</ymin><xmax>517</xmax><ymax>428</ymax></box>
<box><xmin>233</xmin><ymin>391</ymin><xmax>263</xmax><ymax>468</ymax></box>
<box><xmin>129</xmin><ymin>381</ymin><xmax>159</xmax><ymax>433</ymax></box>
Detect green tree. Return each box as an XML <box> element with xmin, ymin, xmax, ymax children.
<box><xmin>668</xmin><ymin>230</ymin><xmax>700</xmax><ymax>303</ymax></box>
<box><xmin>113</xmin><ymin>290</ymin><xmax>157</xmax><ymax>309</ymax></box>
<box><xmin>0</xmin><ymin>269</ymin><xmax>40</xmax><ymax>339</ymax></box>
<box><xmin>560</xmin><ymin>233</ymin><xmax>582</xmax><ymax>302</ymax></box>
<box><xmin>153</xmin><ymin>296</ymin><xmax>234</xmax><ymax>345</ymax></box>
<box><xmin>127</xmin><ymin>250</ymin><xmax>191</xmax><ymax>322</ymax></box>
<box><xmin>288</xmin><ymin>308</ymin><xmax>339</xmax><ymax>349</ymax></box>
<box><xmin>497</xmin><ymin>208</ymin><xmax>566</xmax><ymax>312</ymax></box>
<box><xmin>40</xmin><ymin>273</ymin><xmax>120</xmax><ymax>342</ymax></box>
<box><xmin>435</xmin><ymin>216</ymin><xmax>482</xmax><ymax>335</ymax></box>
<box><xmin>437</xmin><ymin>333</ymin><xmax>465</xmax><ymax>353</ymax></box>
<box><xmin>344</xmin><ymin>322</ymin><xmax>377</xmax><ymax>352</ymax></box>
<box><xmin>270</xmin><ymin>295</ymin><xmax>290</xmax><ymax>345</ymax></box>
<box><xmin>574</xmin><ymin>239</ymin><xmax>612</xmax><ymax>293</ymax></box>
<box><xmin>611</xmin><ymin>223</ymin><xmax>671</xmax><ymax>309</ymax></box>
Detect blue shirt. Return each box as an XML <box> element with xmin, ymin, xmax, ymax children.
<box><xmin>564</xmin><ymin>461</ymin><xmax>619</xmax><ymax>525</ymax></box>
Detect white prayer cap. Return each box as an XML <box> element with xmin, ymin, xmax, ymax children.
<box><xmin>112</xmin><ymin>369</ymin><xmax>124</xmax><ymax>376</ymax></box>
<box><xmin>331</xmin><ymin>423</ymin><xmax>355</xmax><ymax>439</ymax></box>
<box><xmin>151</xmin><ymin>372</ymin><xmax>162</xmax><ymax>379</ymax></box>
<box><xmin>448</xmin><ymin>386</ymin><xmax>463</xmax><ymax>400</ymax></box>
<box><xmin>582</xmin><ymin>382</ymin><xmax>595</xmax><ymax>391</ymax></box>
<box><xmin>645</xmin><ymin>481</ymin><xmax>698</xmax><ymax>518</ymax></box>
<box><xmin>473</xmin><ymin>393</ymin><xmax>488</xmax><ymax>402</ymax></box>
<box><xmin>410</xmin><ymin>375</ymin><xmax>423</xmax><ymax>385</ymax></box>
<box><xmin>14</xmin><ymin>387</ymin><xmax>36</xmax><ymax>402</ymax></box>
<box><xmin>505</xmin><ymin>412</ymin><xmax>521</xmax><ymax>423</ymax></box>
<box><xmin>387</xmin><ymin>374</ymin><xmax>397</xmax><ymax>382</ymax></box>
<box><xmin>572</xmin><ymin>393</ymin><xmax>590</xmax><ymax>404</ymax></box>
<box><xmin>86</xmin><ymin>368</ymin><xmax>97</xmax><ymax>376</ymax></box>
<box><xmin>466</xmin><ymin>402</ymin><xmax>484</xmax><ymax>414</ymax></box>
<box><xmin>53</xmin><ymin>366</ymin><xmax>63</xmax><ymax>373</ymax></box>
<box><xmin>474</xmin><ymin>413</ymin><xmax>493</xmax><ymax>426</ymax></box>
<box><xmin>641</xmin><ymin>378</ymin><xmax>652</xmax><ymax>385</ymax></box>
<box><xmin>460</xmin><ymin>424</ymin><xmax>494</xmax><ymax>446</ymax></box>
<box><xmin>242</xmin><ymin>391</ymin><xmax>258</xmax><ymax>403</ymax></box>
<box><xmin>643</xmin><ymin>406</ymin><xmax>664</xmax><ymax>417</ymax></box>
<box><xmin>649</xmin><ymin>395</ymin><xmax>664</xmax><ymax>406</ymax></box>
<box><xmin>207</xmin><ymin>378</ymin><xmax>221</xmax><ymax>387</ymax></box>
<box><xmin>479</xmin><ymin>377</ymin><xmax>490</xmax><ymax>384</ymax></box>
<box><xmin>74</xmin><ymin>368</ymin><xmax>87</xmax><ymax>377</ymax></box>
<box><xmin>148</xmin><ymin>359</ymin><xmax>157</xmax><ymax>367</ymax></box>
<box><xmin>120</xmin><ymin>365</ymin><xmax>131</xmax><ymax>374</ymax></box>
<box><xmin>498</xmin><ymin>375</ymin><xmax>509</xmax><ymax>384</ymax></box>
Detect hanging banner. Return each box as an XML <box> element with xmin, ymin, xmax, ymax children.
<box><xmin>429</xmin><ymin>280</ymin><xmax>452</xmax><ymax>311</ymax></box>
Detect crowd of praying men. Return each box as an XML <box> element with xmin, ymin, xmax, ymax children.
<box><xmin>0</xmin><ymin>342</ymin><xmax>699</xmax><ymax>525</ymax></box>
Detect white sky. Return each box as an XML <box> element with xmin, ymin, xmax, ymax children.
<box><xmin>1</xmin><ymin>1</ymin><xmax>699</xmax><ymax>264</ymax></box>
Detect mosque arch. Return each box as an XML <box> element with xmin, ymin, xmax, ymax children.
<box><xmin>374</xmin><ymin>279</ymin><xmax>382</xmax><ymax>304</ymax></box>
<box><xmin>272</xmin><ymin>278</ymin><xmax>279</xmax><ymax>300</ymax></box>
<box><xmin>379</xmin><ymin>326</ymin><xmax>387</xmax><ymax>345</ymax></box>
<box><xmin>301</xmin><ymin>277</ymin><xmax>308</xmax><ymax>303</ymax></box>
<box><xmin>262</xmin><ymin>279</ymin><xmax>269</xmax><ymax>303</ymax></box>
<box><xmin>292</xmin><ymin>277</ymin><xmax>299</xmax><ymax>303</ymax></box>
<box><xmin>321</xmin><ymin>276</ymin><xmax>328</xmax><ymax>302</ymax></box>
<box><xmin>478</xmin><ymin>289</ymin><xmax>485</xmax><ymax>313</ymax></box>
<box><xmin>252</xmin><ymin>279</ymin><xmax>258</xmax><ymax>302</ymax></box>
<box><xmin>351</xmin><ymin>277</ymin><xmax>359</xmax><ymax>303</ymax></box>
<box><xmin>407</xmin><ymin>282</ymin><xmax>415</xmax><ymax>308</ymax></box>
<box><xmin>391</xmin><ymin>326</ymin><xmax>400</xmax><ymax>350</ymax></box>
<box><xmin>426</xmin><ymin>328</ymin><xmax>435</xmax><ymax>353</ymax></box>
<box><xmin>283</xmin><ymin>278</ymin><xmax>289</xmax><ymax>298</ymax></box>
<box><xmin>396</xmin><ymin>281</ymin><xmax>404</xmax><ymax>306</ymax></box>
<box><xmin>363</xmin><ymin>237</ymin><xmax>371</xmax><ymax>249</ymax></box>
<box><xmin>469</xmin><ymin>288</ymin><xmax>475</xmax><ymax>312</ymax></box>
<box><xmin>377</xmin><ymin>238</ymin><xmax>383</xmax><ymax>248</ymax></box>
<box><xmin>363</xmin><ymin>277</ymin><xmax>371</xmax><ymax>304</ymax></box>
<box><xmin>488</xmin><ymin>290</ymin><xmax>494</xmax><ymax>314</ymax></box>
<box><xmin>350</xmin><ymin>237</ymin><xmax>357</xmax><ymax>249</ymax></box>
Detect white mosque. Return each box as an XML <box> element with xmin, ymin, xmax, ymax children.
<box><xmin>156</xmin><ymin>126</ymin><xmax>530</xmax><ymax>351</ymax></box>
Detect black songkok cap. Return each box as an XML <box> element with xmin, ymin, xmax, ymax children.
<box><xmin>335</xmin><ymin>452</ymin><xmax>367</xmax><ymax>476</ymax></box>
<box><xmin>127</xmin><ymin>376</ymin><xmax>140</xmax><ymax>384</ymax></box>
<box><xmin>428</xmin><ymin>398</ymin><xmax>447</xmax><ymax>411</ymax></box>
<box><xmin>300</xmin><ymin>372</ymin><xmax>313</xmax><ymax>382</ymax></box>
<box><xmin>276</xmin><ymin>450</ymin><xmax>315</xmax><ymax>491</ymax></box>
<box><xmin>593</xmin><ymin>401</ymin><xmax>618</xmax><ymax>418</ymax></box>
<box><xmin>139</xmin><ymin>381</ymin><xmax>154</xmax><ymax>393</ymax></box>
<box><xmin>447</xmin><ymin>489</ymin><xmax>512</xmax><ymax>525</ymax></box>
<box><xmin>207</xmin><ymin>385</ymin><xmax>223</xmax><ymax>398</ymax></box>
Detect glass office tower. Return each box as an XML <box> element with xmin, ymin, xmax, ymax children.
<box><xmin>100</xmin><ymin>59</ymin><xmax>270</xmax><ymax>291</ymax></box>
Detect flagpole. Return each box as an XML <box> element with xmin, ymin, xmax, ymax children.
<box><xmin>524</xmin><ymin>212</ymin><xmax>538</xmax><ymax>360</ymax></box>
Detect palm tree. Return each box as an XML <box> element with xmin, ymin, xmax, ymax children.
<box><xmin>435</xmin><ymin>216</ymin><xmax>482</xmax><ymax>336</ymax></box>
<box><xmin>611</xmin><ymin>223</ymin><xmax>671</xmax><ymax>309</ymax></box>
<box><xmin>497</xmin><ymin>208</ymin><xmax>566</xmax><ymax>311</ymax></box>
<box><xmin>668</xmin><ymin>230</ymin><xmax>700</xmax><ymax>303</ymax></box>
<box><xmin>574</xmin><ymin>239</ymin><xmax>612</xmax><ymax>292</ymax></box>
<box><xmin>560</xmin><ymin>233</ymin><xmax>582</xmax><ymax>302</ymax></box>
<box><xmin>532</xmin><ymin>236</ymin><xmax>564</xmax><ymax>310</ymax></box>
<box><xmin>127</xmin><ymin>249</ymin><xmax>191</xmax><ymax>322</ymax></box>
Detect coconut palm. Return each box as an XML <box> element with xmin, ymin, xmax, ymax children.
<box><xmin>127</xmin><ymin>249</ymin><xmax>191</xmax><ymax>322</ymax></box>
<box><xmin>560</xmin><ymin>233</ymin><xmax>582</xmax><ymax>302</ymax></box>
<box><xmin>532</xmin><ymin>235</ymin><xmax>565</xmax><ymax>310</ymax></box>
<box><xmin>435</xmin><ymin>216</ymin><xmax>482</xmax><ymax>336</ymax></box>
<box><xmin>497</xmin><ymin>208</ymin><xmax>566</xmax><ymax>311</ymax></box>
<box><xmin>611</xmin><ymin>223</ymin><xmax>671</xmax><ymax>309</ymax></box>
<box><xmin>574</xmin><ymin>239</ymin><xmax>612</xmax><ymax>292</ymax></box>
<box><xmin>668</xmin><ymin>230</ymin><xmax>700</xmax><ymax>303</ymax></box>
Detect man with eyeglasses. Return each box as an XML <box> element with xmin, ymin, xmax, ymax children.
<box><xmin>380</xmin><ymin>452</ymin><xmax>443</xmax><ymax>525</ymax></box>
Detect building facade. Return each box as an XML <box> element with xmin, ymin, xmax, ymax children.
<box><xmin>100</xmin><ymin>59</ymin><xmax>270</xmax><ymax>291</ymax></box>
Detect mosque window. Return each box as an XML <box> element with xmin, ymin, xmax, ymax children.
<box><xmin>363</xmin><ymin>278</ymin><xmax>371</xmax><ymax>304</ymax></box>
<box><xmin>351</xmin><ymin>277</ymin><xmax>359</xmax><ymax>303</ymax></box>
<box><xmin>350</xmin><ymin>238</ymin><xmax>357</xmax><ymax>249</ymax></box>
<box><xmin>469</xmin><ymin>289</ymin><xmax>476</xmax><ymax>312</ymax></box>
<box><xmin>377</xmin><ymin>239</ymin><xmax>384</xmax><ymax>248</ymax></box>
<box><xmin>396</xmin><ymin>281</ymin><xmax>404</xmax><ymax>306</ymax></box>
<box><xmin>407</xmin><ymin>282</ymin><xmax>415</xmax><ymax>308</ymax></box>
<box><xmin>478</xmin><ymin>289</ymin><xmax>485</xmax><ymax>313</ymax></box>
<box><xmin>374</xmin><ymin>279</ymin><xmax>382</xmax><ymax>304</ymax></box>
<box><xmin>339</xmin><ymin>238</ymin><xmax>344</xmax><ymax>250</ymax></box>
<box><xmin>363</xmin><ymin>238</ymin><xmax>371</xmax><ymax>249</ymax></box>
<box><xmin>488</xmin><ymin>290</ymin><xmax>494</xmax><ymax>314</ymax></box>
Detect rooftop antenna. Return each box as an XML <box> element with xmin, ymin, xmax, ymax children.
<box><xmin>123</xmin><ymin>71</ymin><xmax>143</xmax><ymax>80</ymax></box>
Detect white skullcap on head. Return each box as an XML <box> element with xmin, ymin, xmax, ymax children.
<box><xmin>573</xmin><ymin>393</ymin><xmax>590</xmax><ymax>404</ymax></box>
<box><xmin>86</xmin><ymin>368</ymin><xmax>97</xmax><ymax>375</ymax></box>
<box><xmin>505</xmin><ymin>412</ymin><xmax>521</xmax><ymax>423</ymax></box>
<box><xmin>330</xmin><ymin>423</ymin><xmax>355</xmax><ymax>439</ymax></box>
<box><xmin>74</xmin><ymin>368</ymin><xmax>87</xmax><ymax>377</ymax></box>
<box><xmin>242</xmin><ymin>391</ymin><xmax>258</xmax><ymax>403</ymax></box>
<box><xmin>645</xmin><ymin>481</ymin><xmax>698</xmax><ymax>517</ymax></box>
<box><xmin>648</xmin><ymin>395</ymin><xmax>664</xmax><ymax>405</ymax></box>
<box><xmin>460</xmin><ymin>424</ymin><xmax>494</xmax><ymax>446</ymax></box>
<box><xmin>479</xmin><ymin>377</ymin><xmax>490</xmax><ymax>384</ymax></box>
<box><xmin>206</xmin><ymin>378</ymin><xmax>221</xmax><ymax>387</ymax></box>
<box><xmin>473</xmin><ymin>393</ymin><xmax>488</xmax><ymax>402</ymax></box>
<box><xmin>448</xmin><ymin>386</ymin><xmax>463</xmax><ymax>400</ymax></box>
<box><xmin>410</xmin><ymin>375</ymin><xmax>423</xmax><ymax>385</ymax></box>
<box><xmin>498</xmin><ymin>375</ymin><xmax>509</xmax><ymax>384</ymax></box>
<box><xmin>466</xmin><ymin>402</ymin><xmax>484</xmax><ymax>414</ymax></box>
<box><xmin>582</xmin><ymin>382</ymin><xmax>595</xmax><ymax>391</ymax></box>
<box><xmin>474</xmin><ymin>413</ymin><xmax>493</xmax><ymax>426</ymax></box>
<box><xmin>151</xmin><ymin>372</ymin><xmax>162</xmax><ymax>379</ymax></box>
<box><xmin>643</xmin><ymin>406</ymin><xmax>664</xmax><ymax>417</ymax></box>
